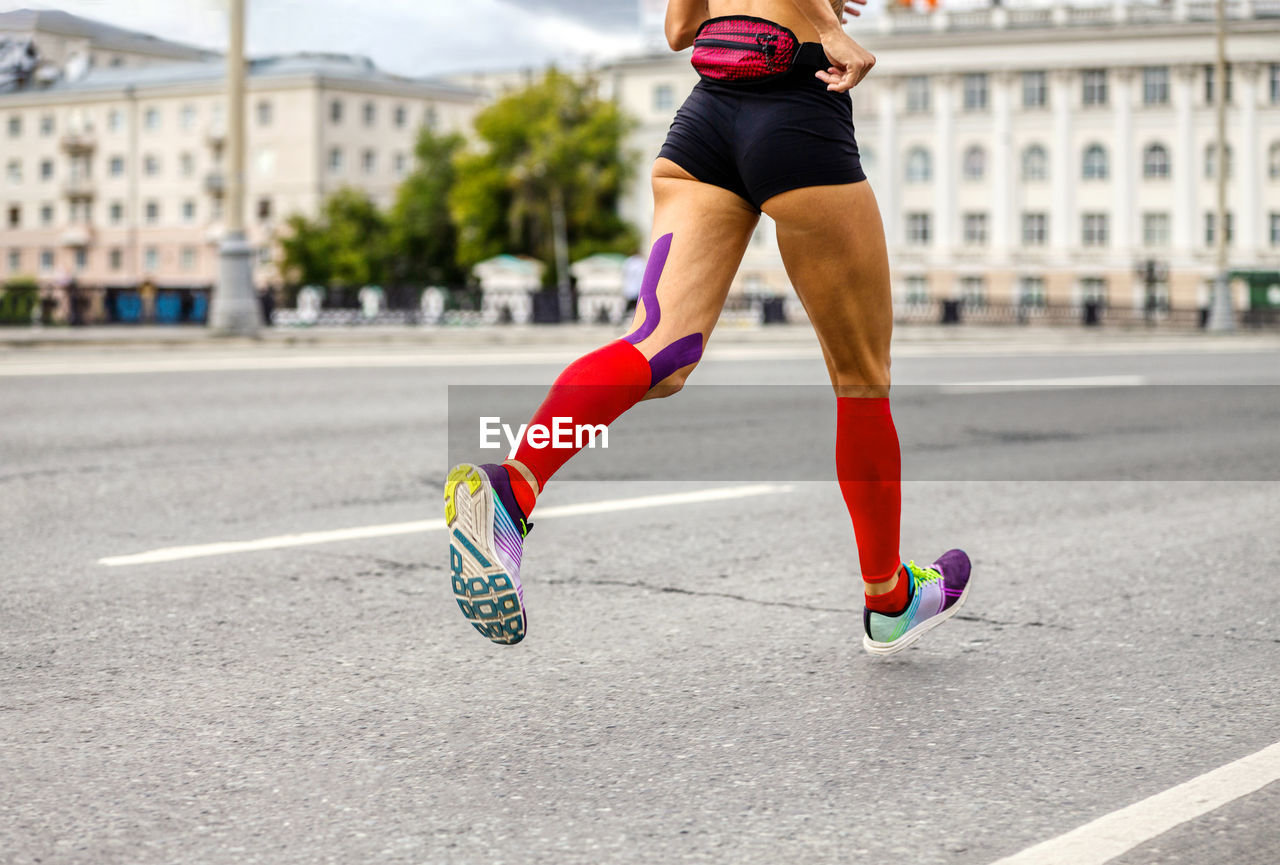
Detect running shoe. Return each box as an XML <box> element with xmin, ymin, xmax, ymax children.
<box><xmin>862</xmin><ymin>550</ymin><xmax>972</xmax><ymax>656</ymax></box>
<box><xmin>445</xmin><ymin>463</ymin><xmax>530</xmax><ymax>645</ymax></box>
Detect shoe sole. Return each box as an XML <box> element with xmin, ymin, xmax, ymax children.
<box><xmin>445</xmin><ymin>463</ymin><xmax>527</xmax><ymax>645</ymax></box>
<box><xmin>862</xmin><ymin>577</ymin><xmax>972</xmax><ymax>657</ymax></box>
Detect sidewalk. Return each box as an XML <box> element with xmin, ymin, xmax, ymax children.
<box><xmin>5</xmin><ymin>322</ymin><xmax>1279</xmax><ymax>352</ymax></box>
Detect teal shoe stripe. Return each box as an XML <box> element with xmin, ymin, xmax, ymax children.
<box><xmin>452</xmin><ymin>528</ymin><xmax>492</xmax><ymax>568</ymax></box>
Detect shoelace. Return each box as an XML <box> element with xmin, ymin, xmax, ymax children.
<box><xmin>905</xmin><ymin>560</ymin><xmax>942</xmax><ymax>585</ymax></box>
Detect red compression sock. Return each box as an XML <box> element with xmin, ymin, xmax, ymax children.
<box><xmin>835</xmin><ymin>397</ymin><xmax>907</xmax><ymax>613</ymax></box>
<box><xmin>503</xmin><ymin>339</ymin><xmax>652</xmax><ymax>516</ymax></box>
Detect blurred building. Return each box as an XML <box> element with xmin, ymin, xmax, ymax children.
<box><xmin>611</xmin><ymin>1</ymin><xmax>1280</xmax><ymax>311</ymax></box>
<box><xmin>0</xmin><ymin>11</ymin><xmax>480</xmax><ymax>293</ymax></box>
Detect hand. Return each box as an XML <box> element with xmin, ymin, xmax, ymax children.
<box><xmin>840</xmin><ymin>0</ymin><xmax>868</xmax><ymax>22</ymax></box>
<box><xmin>815</xmin><ymin>30</ymin><xmax>876</xmax><ymax>92</ymax></box>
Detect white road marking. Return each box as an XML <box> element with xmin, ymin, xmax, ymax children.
<box><xmin>942</xmin><ymin>375</ymin><xmax>1147</xmax><ymax>393</ymax></box>
<box><xmin>989</xmin><ymin>740</ymin><xmax>1280</xmax><ymax>865</ymax></box>
<box><xmin>98</xmin><ymin>483</ymin><xmax>790</xmax><ymax>567</ymax></box>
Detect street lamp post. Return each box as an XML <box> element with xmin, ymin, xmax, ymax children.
<box><xmin>1207</xmin><ymin>0</ymin><xmax>1234</xmax><ymax>331</ymax></box>
<box><xmin>208</xmin><ymin>0</ymin><xmax>260</xmax><ymax>335</ymax></box>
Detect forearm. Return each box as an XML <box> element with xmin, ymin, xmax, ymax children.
<box><xmin>665</xmin><ymin>0</ymin><xmax>709</xmax><ymax>51</ymax></box>
<box><xmin>789</xmin><ymin>0</ymin><xmax>845</xmax><ymax>39</ymax></box>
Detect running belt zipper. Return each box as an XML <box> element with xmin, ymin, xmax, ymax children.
<box><xmin>694</xmin><ymin>35</ymin><xmax>780</xmax><ymax>59</ymax></box>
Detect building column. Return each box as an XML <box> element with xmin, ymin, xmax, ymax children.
<box><xmin>877</xmin><ymin>78</ymin><xmax>900</xmax><ymax>251</ymax></box>
<box><xmin>1235</xmin><ymin>62</ymin><xmax>1261</xmax><ymax>260</ymax></box>
<box><xmin>991</xmin><ymin>70</ymin><xmax>1014</xmax><ymax>259</ymax></box>
<box><xmin>1111</xmin><ymin>68</ymin><xmax>1135</xmax><ymax>263</ymax></box>
<box><xmin>1172</xmin><ymin>64</ymin><xmax>1198</xmax><ymax>255</ymax></box>
<box><xmin>1050</xmin><ymin>69</ymin><xmax>1074</xmax><ymax>260</ymax></box>
<box><xmin>933</xmin><ymin>74</ymin><xmax>955</xmax><ymax>263</ymax></box>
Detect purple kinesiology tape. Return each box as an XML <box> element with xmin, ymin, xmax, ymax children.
<box><xmin>624</xmin><ymin>232</ymin><xmax>705</xmax><ymax>388</ymax></box>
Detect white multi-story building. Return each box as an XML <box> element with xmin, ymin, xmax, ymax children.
<box><xmin>609</xmin><ymin>1</ymin><xmax>1280</xmax><ymax>311</ymax></box>
<box><xmin>0</xmin><ymin>12</ymin><xmax>480</xmax><ymax>302</ymax></box>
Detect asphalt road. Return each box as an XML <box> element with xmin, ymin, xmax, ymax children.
<box><xmin>2</xmin><ymin>330</ymin><xmax>1279</xmax><ymax>865</ymax></box>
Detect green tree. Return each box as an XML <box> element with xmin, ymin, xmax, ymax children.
<box><xmin>450</xmin><ymin>68</ymin><xmax>638</xmax><ymax>286</ymax></box>
<box><xmin>280</xmin><ymin>187</ymin><xmax>389</xmax><ymax>288</ymax></box>
<box><xmin>388</xmin><ymin>128</ymin><xmax>466</xmax><ymax>287</ymax></box>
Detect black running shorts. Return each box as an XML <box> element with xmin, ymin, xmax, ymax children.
<box><xmin>658</xmin><ymin>42</ymin><xmax>867</xmax><ymax>211</ymax></box>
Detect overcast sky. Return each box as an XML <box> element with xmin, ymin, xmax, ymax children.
<box><xmin>10</xmin><ymin>0</ymin><xmax>654</xmax><ymax>77</ymax></box>
<box><xmin>10</xmin><ymin>0</ymin><xmax>916</xmax><ymax>78</ymax></box>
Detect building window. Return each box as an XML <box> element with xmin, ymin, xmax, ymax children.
<box><xmin>859</xmin><ymin>145</ymin><xmax>875</xmax><ymax>178</ymax></box>
<box><xmin>143</xmin><ymin>107</ymin><xmax>160</xmax><ymax>130</ymax></box>
<box><xmin>904</xmin><ymin>275</ymin><xmax>929</xmax><ymax>305</ymax></box>
<box><xmin>1143</xmin><ymin>143</ymin><xmax>1170</xmax><ymax>179</ymax></box>
<box><xmin>1080</xmin><ymin>277</ymin><xmax>1108</xmax><ymax>305</ymax></box>
<box><xmin>394</xmin><ymin>104</ymin><xmax>407</xmax><ymax>128</ymax></box>
<box><xmin>962</xmin><ymin>73</ymin><xmax>988</xmax><ymax>111</ymax></box>
<box><xmin>960</xmin><ymin>276</ymin><xmax>987</xmax><ymax>309</ymax></box>
<box><xmin>1022</xmin><ymin>71</ymin><xmax>1047</xmax><ymax>108</ymax></box>
<box><xmin>1270</xmin><ymin>212</ymin><xmax>1280</xmax><ymax>246</ymax></box>
<box><xmin>39</xmin><ymin>114</ymin><xmax>55</xmax><ymax>136</ymax></box>
<box><xmin>109</xmin><ymin>248</ymin><xmax>123</xmax><ymax>270</ymax></box>
<box><xmin>145</xmin><ymin>200</ymin><xmax>160</xmax><ymax>224</ymax></box>
<box><xmin>7</xmin><ymin>115</ymin><xmax>21</xmax><ymax>137</ymax></box>
<box><xmin>1204</xmin><ymin>64</ymin><xmax>1233</xmax><ymax>104</ymax></box>
<box><xmin>109</xmin><ymin>201</ymin><xmax>124</xmax><ymax>224</ymax></box>
<box><xmin>328</xmin><ymin>147</ymin><xmax>343</xmax><ymax>174</ymax></box>
<box><xmin>962</xmin><ymin>146</ymin><xmax>986</xmax><ymax>181</ymax></box>
<box><xmin>109</xmin><ymin>156</ymin><xmax>125</xmax><ymax>177</ymax></box>
<box><xmin>144</xmin><ymin>154</ymin><xmax>161</xmax><ymax>177</ymax></box>
<box><xmin>73</xmin><ymin>248</ymin><xmax>87</xmax><ymax>271</ymax></box>
<box><xmin>1270</xmin><ymin>142</ymin><xmax>1280</xmax><ymax>178</ymax></box>
<box><xmin>1143</xmin><ymin>67</ymin><xmax>1170</xmax><ymax>105</ymax></box>
<box><xmin>905</xmin><ymin>147</ymin><xmax>931</xmax><ymax>183</ymax></box>
<box><xmin>1082</xmin><ymin>69</ymin><xmax>1108</xmax><ymax>106</ymax></box>
<box><xmin>107</xmin><ymin>109</ymin><xmax>123</xmax><ymax>132</ymax></box>
<box><xmin>653</xmin><ymin>83</ymin><xmax>674</xmax><ymax>111</ymax></box>
<box><xmin>1204</xmin><ymin>212</ymin><xmax>1234</xmax><ymax>246</ymax></box>
<box><xmin>6</xmin><ymin>159</ymin><xmax>21</xmax><ymax>183</ymax></box>
<box><xmin>1018</xmin><ymin>276</ymin><xmax>1047</xmax><ymax>308</ymax></box>
<box><xmin>1204</xmin><ymin>143</ymin><xmax>1233</xmax><ymax>179</ymax></box>
<box><xmin>40</xmin><ymin>249</ymin><xmax>54</xmax><ymax>271</ymax></box>
<box><xmin>143</xmin><ymin>246</ymin><xmax>158</xmax><ymax>272</ymax></box>
<box><xmin>180</xmin><ymin>104</ymin><xmax>196</xmax><ymax>131</ymax></box>
<box><xmin>39</xmin><ymin>203</ymin><xmax>53</xmax><ymax>226</ymax></box>
<box><xmin>257</xmin><ymin>197</ymin><xmax>272</xmax><ymax>222</ymax></box>
<box><xmin>7</xmin><ymin>205</ymin><xmax>20</xmax><ymax>228</ymax></box>
<box><xmin>424</xmin><ymin>106</ymin><xmax>439</xmax><ymax>130</ymax></box>
<box><xmin>8</xmin><ymin>250</ymin><xmax>21</xmax><ymax>272</ymax></box>
<box><xmin>905</xmin><ymin>75</ymin><xmax>930</xmax><ymax>113</ymax></box>
<box><xmin>330</xmin><ymin>99</ymin><xmax>343</xmax><ymax>124</ymax></box>
<box><xmin>1142</xmin><ymin>212</ymin><xmax>1171</xmax><ymax>247</ymax></box>
<box><xmin>180</xmin><ymin>152</ymin><xmax>195</xmax><ymax>177</ymax></box>
<box><xmin>180</xmin><ymin>246</ymin><xmax>197</xmax><ymax>270</ymax></box>
<box><xmin>906</xmin><ymin>212</ymin><xmax>931</xmax><ymax>246</ymax></box>
<box><xmin>257</xmin><ymin>100</ymin><xmax>273</xmax><ymax>127</ymax></box>
<box><xmin>182</xmin><ymin>199</ymin><xmax>196</xmax><ymax>223</ymax></box>
<box><xmin>69</xmin><ymin>200</ymin><xmax>90</xmax><ymax>224</ymax></box>
<box><xmin>1082</xmin><ymin>144</ymin><xmax>1109</xmax><ymax>180</ymax></box>
<box><xmin>394</xmin><ymin>152</ymin><xmax>407</xmax><ymax>176</ymax></box>
<box><xmin>963</xmin><ymin>212</ymin><xmax>988</xmax><ymax>246</ymax></box>
<box><xmin>1082</xmin><ymin>212</ymin><xmax>1110</xmax><ymax>247</ymax></box>
<box><xmin>1021</xmin><ymin>145</ymin><xmax>1048</xmax><ymax>181</ymax></box>
<box><xmin>40</xmin><ymin>159</ymin><xmax>53</xmax><ymax>181</ymax></box>
<box><xmin>1270</xmin><ymin>65</ymin><xmax>1280</xmax><ymax>104</ymax></box>
<box><xmin>1022</xmin><ymin>212</ymin><xmax>1047</xmax><ymax>246</ymax></box>
<box><xmin>256</xmin><ymin>147</ymin><xmax>275</xmax><ymax>178</ymax></box>
<box><xmin>363</xmin><ymin>101</ymin><xmax>376</xmax><ymax>127</ymax></box>
<box><xmin>362</xmin><ymin>149</ymin><xmax>377</xmax><ymax>174</ymax></box>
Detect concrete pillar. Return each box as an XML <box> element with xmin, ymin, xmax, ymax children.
<box><xmin>1050</xmin><ymin>69</ymin><xmax>1074</xmax><ymax>258</ymax></box>
<box><xmin>991</xmin><ymin>71</ymin><xmax>1014</xmax><ymax>258</ymax></box>
<box><xmin>1172</xmin><ymin>65</ymin><xmax>1198</xmax><ymax>255</ymax></box>
<box><xmin>1111</xmin><ymin>67</ymin><xmax>1135</xmax><ymax>260</ymax></box>
<box><xmin>877</xmin><ymin>78</ymin><xmax>900</xmax><ymax>250</ymax></box>
<box><xmin>933</xmin><ymin>74</ymin><xmax>955</xmax><ymax>257</ymax></box>
<box><xmin>1236</xmin><ymin>62</ymin><xmax>1261</xmax><ymax>258</ymax></box>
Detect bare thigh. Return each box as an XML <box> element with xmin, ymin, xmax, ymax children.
<box><xmin>762</xmin><ymin>180</ymin><xmax>893</xmax><ymax>397</ymax></box>
<box><xmin>628</xmin><ymin>158</ymin><xmax>760</xmax><ymax>392</ymax></box>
